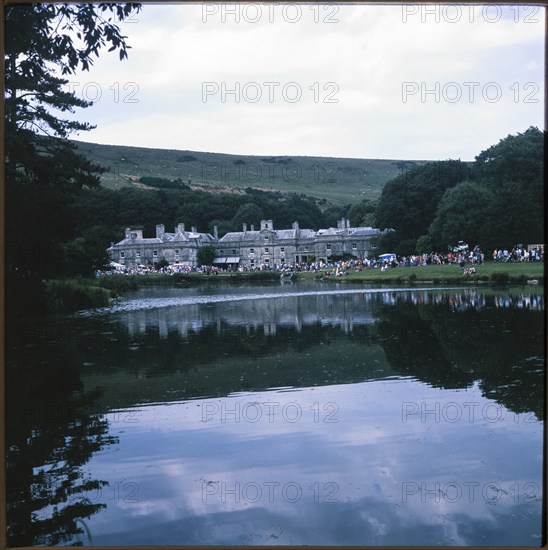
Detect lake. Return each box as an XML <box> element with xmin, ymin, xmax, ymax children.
<box><xmin>6</xmin><ymin>282</ymin><xmax>545</xmax><ymax>546</ymax></box>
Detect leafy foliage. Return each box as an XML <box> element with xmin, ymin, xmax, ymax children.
<box><xmin>429</xmin><ymin>127</ymin><xmax>544</xmax><ymax>250</ymax></box>
<box><xmin>5</xmin><ymin>2</ymin><xmax>141</xmax><ymax>306</ymax></box>
<box><xmin>5</xmin><ymin>4</ymin><xmax>141</xmax><ymax>186</ymax></box>
<box><xmin>375</xmin><ymin>160</ymin><xmax>471</xmax><ymax>239</ymax></box>
<box><xmin>429</xmin><ymin>181</ymin><xmax>492</xmax><ymax>250</ymax></box>
<box><xmin>347</xmin><ymin>199</ymin><xmax>377</xmax><ymax>227</ymax></box>
<box><xmin>376</xmin><ymin>128</ymin><xmax>544</xmax><ymax>251</ymax></box>
<box><xmin>197</xmin><ymin>246</ymin><xmax>218</xmax><ymax>266</ymax></box>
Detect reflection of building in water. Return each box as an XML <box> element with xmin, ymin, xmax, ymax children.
<box><xmin>117</xmin><ymin>290</ymin><xmax>544</xmax><ymax>339</ymax></box>
<box><xmin>119</xmin><ymin>293</ymin><xmax>378</xmax><ymax>339</ymax></box>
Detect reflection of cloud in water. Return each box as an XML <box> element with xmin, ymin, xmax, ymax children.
<box><xmin>85</xmin><ymin>379</ymin><xmax>543</xmax><ymax>546</ymax></box>
<box><xmin>67</xmin><ymin>285</ymin><xmax>543</xmax><ymax>545</ymax></box>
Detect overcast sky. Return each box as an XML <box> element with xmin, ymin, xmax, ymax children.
<box><xmin>66</xmin><ymin>3</ymin><xmax>545</xmax><ymax>161</ymax></box>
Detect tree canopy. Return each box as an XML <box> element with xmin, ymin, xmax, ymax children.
<box><xmin>5</xmin><ymin>3</ymin><xmax>141</xmax><ymax>186</ymax></box>
<box><xmin>375</xmin><ymin>160</ymin><xmax>470</xmax><ymax>239</ymax></box>
<box><xmin>374</xmin><ymin>128</ymin><xmax>544</xmax><ymax>253</ymax></box>
<box><xmin>429</xmin><ymin>127</ymin><xmax>544</xmax><ymax>251</ymax></box>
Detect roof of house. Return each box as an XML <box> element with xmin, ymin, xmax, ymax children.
<box><xmin>346</xmin><ymin>227</ymin><xmax>382</xmax><ymax>236</ymax></box>
<box><xmin>111</xmin><ymin>223</ymin><xmax>382</xmax><ymax>248</ymax></box>
<box><xmin>219</xmin><ymin>228</ymin><xmax>317</xmax><ymax>242</ymax></box>
<box><xmin>113</xmin><ymin>230</ymin><xmax>214</xmax><ymax>247</ymax></box>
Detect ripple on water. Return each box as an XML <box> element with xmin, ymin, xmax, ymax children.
<box><xmin>74</xmin><ymin>286</ymin><xmax>465</xmax><ymax>317</ymax></box>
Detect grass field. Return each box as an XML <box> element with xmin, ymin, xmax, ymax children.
<box><xmin>72</xmin><ymin>139</ymin><xmax>429</xmax><ymax>206</ymax></box>
<box><xmin>315</xmin><ymin>261</ymin><xmax>544</xmax><ymax>285</ymax></box>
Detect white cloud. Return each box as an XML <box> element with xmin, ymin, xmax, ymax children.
<box><xmin>71</xmin><ymin>4</ymin><xmax>544</xmax><ymax>160</ymax></box>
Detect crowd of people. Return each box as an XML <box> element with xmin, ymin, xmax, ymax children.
<box><xmin>96</xmin><ymin>243</ymin><xmax>543</xmax><ymax>278</ymax></box>
<box><xmin>492</xmin><ymin>246</ymin><xmax>543</xmax><ymax>263</ymax></box>
<box><xmin>96</xmin><ymin>263</ymin><xmax>197</xmax><ymax>277</ymax></box>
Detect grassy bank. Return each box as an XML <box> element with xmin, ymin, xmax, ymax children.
<box><xmin>45</xmin><ymin>279</ymin><xmax>117</xmax><ymax>312</ymax></box>
<box><xmin>44</xmin><ymin>271</ymin><xmax>285</xmax><ymax>312</ymax></box>
<box><xmin>314</xmin><ymin>261</ymin><xmax>544</xmax><ymax>285</ymax></box>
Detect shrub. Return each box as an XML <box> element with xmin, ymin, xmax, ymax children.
<box><xmin>490</xmin><ymin>271</ymin><xmax>510</xmax><ymax>286</ymax></box>
<box><xmin>45</xmin><ymin>279</ymin><xmax>115</xmax><ymax>312</ymax></box>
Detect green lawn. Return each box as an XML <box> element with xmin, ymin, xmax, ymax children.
<box><xmin>309</xmin><ymin>261</ymin><xmax>544</xmax><ymax>285</ymax></box>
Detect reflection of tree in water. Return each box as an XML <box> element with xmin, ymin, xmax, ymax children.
<box><xmin>374</xmin><ymin>294</ymin><xmax>544</xmax><ymax>420</ymax></box>
<box><xmin>7</xmin><ymin>336</ymin><xmax>118</xmax><ymax>546</ymax></box>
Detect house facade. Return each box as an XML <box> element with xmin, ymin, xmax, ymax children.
<box><xmin>108</xmin><ymin>219</ymin><xmax>385</xmax><ymax>268</ymax></box>
<box><xmin>108</xmin><ymin>224</ymin><xmax>217</xmax><ymax>268</ymax></box>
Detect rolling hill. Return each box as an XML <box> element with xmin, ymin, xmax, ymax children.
<box><xmin>73</xmin><ymin>140</ymin><xmax>429</xmax><ymax>206</ymax></box>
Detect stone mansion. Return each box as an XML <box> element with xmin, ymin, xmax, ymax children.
<box><xmin>108</xmin><ymin>219</ymin><xmax>386</xmax><ymax>268</ymax></box>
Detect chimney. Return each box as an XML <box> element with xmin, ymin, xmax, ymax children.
<box><xmin>250</xmin><ymin>224</ymin><xmax>255</xmax><ymax>232</ymax></box>
<box><xmin>260</xmin><ymin>220</ymin><xmax>267</xmax><ymax>231</ymax></box>
<box><xmin>213</xmin><ymin>225</ymin><xmax>219</xmax><ymax>240</ymax></box>
<box><xmin>243</xmin><ymin>223</ymin><xmax>247</xmax><ymax>234</ymax></box>
<box><xmin>125</xmin><ymin>227</ymin><xmax>131</xmax><ymax>239</ymax></box>
<box><xmin>346</xmin><ymin>219</ymin><xmax>351</xmax><ymax>229</ymax></box>
<box><xmin>191</xmin><ymin>225</ymin><xmax>197</xmax><ymax>234</ymax></box>
<box><xmin>292</xmin><ymin>221</ymin><xmax>299</xmax><ymax>230</ymax></box>
<box><xmin>177</xmin><ymin>223</ymin><xmax>185</xmax><ymax>234</ymax></box>
<box><xmin>156</xmin><ymin>224</ymin><xmax>165</xmax><ymax>239</ymax></box>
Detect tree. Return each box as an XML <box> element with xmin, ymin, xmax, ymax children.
<box><xmin>346</xmin><ymin>199</ymin><xmax>377</xmax><ymax>227</ymax></box>
<box><xmin>231</xmin><ymin>202</ymin><xmax>265</xmax><ymax>228</ymax></box>
<box><xmin>472</xmin><ymin>126</ymin><xmax>544</xmax><ymax>247</ymax></box>
<box><xmin>375</xmin><ymin>160</ymin><xmax>470</xmax><ymax>239</ymax></box>
<box><xmin>5</xmin><ymin>3</ymin><xmax>141</xmax><ymax>283</ymax></box>
<box><xmin>415</xmin><ymin>234</ymin><xmax>433</xmax><ymax>254</ymax></box>
<box><xmin>429</xmin><ymin>181</ymin><xmax>493</xmax><ymax>250</ymax></box>
<box><xmin>5</xmin><ymin>3</ymin><xmax>141</xmax><ymax>187</ymax></box>
<box><xmin>322</xmin><ymin>204</ymin><xmax>349</xmax><ymax>228</ymax></box>
<box><xmin>198</xmin><ymin>246</ymin><xmax>217</xmax><ymax>266</ymax></box>
<box><xmin>429</xmin><ymin>128</ymin><xmax>545</xmax><ymax>251</ymax></box>
<box><xmin>154</xmin><ymin>257</ymin><xmax>170</xmax><ymax>270</ymax></box>
<box><xmin>473</xmin><ymin>126</ymin><xmax>543</xmax><ymax>191</ymax></box>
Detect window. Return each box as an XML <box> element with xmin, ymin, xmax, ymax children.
<box><xmin>304</xmin><ymin>246</ymin><xmax>309</xmax><ymax>252</ymax></box>
<box><xmin>326</xmin><ymin>243</ymin><xmax>331</xmax><ymax>250</ymax></box>
<box><xmin>120</xmin><ymin>251</ymin><xmax>125</xmax><ymax>258</ymax></box>
<box><xmin>265</xmin><ymin>247</ymin><xmax>270</xmax><ymax>253</ymax></box>
<box><xmin>265</xmin><ymin>258</ymin><xmax>270</xmax><ymax>263</ymax></box>
<box><xmin>153</xmin><ymin>250</ymin><xmax>158</xmax><ymax>257</ymax></box>
<box><xmin>219</xmin><ymin>249</ymin><xmax>224</xmax><ymax>255</ymax></box>
<box><xmin>352</xmin><ymin>243</ymin><xmax>357</xmax><ymax>249</ymax></box>
<box><xmin>264</xmin><ymin>236</ymin><xmax>269</xmax><ymax>242</ymax></box>
<box><xmin>136</xmin><ymin>251</ymin><xmax>141</xmax><ymax>258</ymax></box>
<box><xmin>175</xmin><ymin>249</ymin><xmax>180</xmax><ymax>255</ymax></box>
<box><xmin>232</xmin><ymin>249</ymin><xmax>237</xmax><ymax>255</ymax></box>
<box><xmin>250</xmin><ymin>248</ymin><xmax>254</xmax><ymax>253</ymax></box>
<box><xmin>280</xmin><ymin>247</ymin><xmax>285</xmax><ymax>252</ymax></box>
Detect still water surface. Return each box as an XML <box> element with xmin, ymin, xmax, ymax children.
<box><xmin>7</xmin><ymin>282</ymin><xmax>545</xmax><ymax>546</ymax></box>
